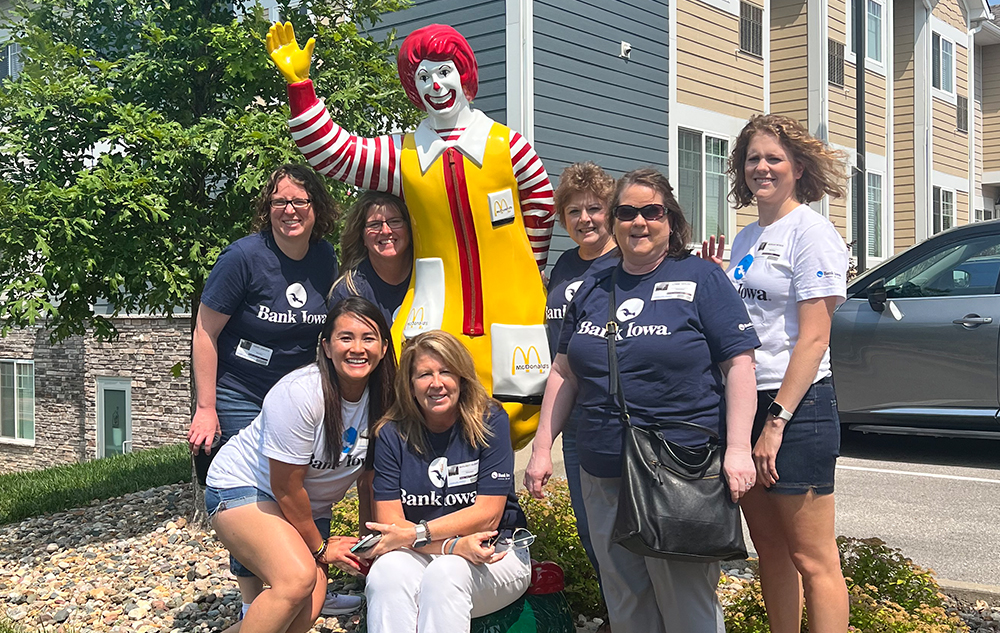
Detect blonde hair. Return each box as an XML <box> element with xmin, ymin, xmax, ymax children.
<box><xmin>553</xmin><ymin>162</ymin><xmax>615</xmax><ymax>228</ymax></box>
<box><xmin>374</xmin><ymin>331</ymin><xmax>494</xmax><ymax>455</ymax></box>
<box><xmin>728</xmin><ymin>114</ymin><xmax>848</xmax><ymax>208</ymax></box>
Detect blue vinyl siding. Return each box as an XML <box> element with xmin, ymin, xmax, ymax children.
<box><xmin>534</xmin><ymin>0</ymin><xmax>670</xmax><ymax>266</ymax></box>
<box><xmin>371</xmin><ymin>0</ymin><xmax>507</xmax><ymax>123</ymax></box>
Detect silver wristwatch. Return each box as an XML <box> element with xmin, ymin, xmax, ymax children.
<box><xmin>412</xmin><ymin>520</ymin><xmax>432</xmax><ymax>549</ymax></box>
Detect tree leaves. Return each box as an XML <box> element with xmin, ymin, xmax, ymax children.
<box><xmin>0</xmin><ymin>0</ymin><xmax>418</xmax><ymax>342</ymax></box>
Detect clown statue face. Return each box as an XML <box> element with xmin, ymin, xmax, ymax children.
<box><xmin>413</xmin><ymin>59</ymin><xmax>473</xmax><ymax>129</ymax></box>
<box><xmin>397</xmin><ymin>25</ymin><xmax>479</xmax><ymax>132</ymax></box>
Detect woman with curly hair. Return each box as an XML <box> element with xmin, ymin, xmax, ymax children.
<box><xmin>703</xmin><ymin>114</ymin><xmax>850</xmax><ymax>632</ymax></box>
<box><xmin>187</xmin><ymin>163</ymin><xmax>344</xmax><ymax>615</ymax></box>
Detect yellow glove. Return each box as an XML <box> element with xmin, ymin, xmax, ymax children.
<box><xmin>266</xmin><ymin>21</ymin><xmax>315</xmax><ymax>84</ymax></box>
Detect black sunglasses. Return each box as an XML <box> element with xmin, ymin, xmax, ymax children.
<box><xmin>613</xmin><ymin>204</ymin><xmax>667</xmax><ymax>222</ymax></box>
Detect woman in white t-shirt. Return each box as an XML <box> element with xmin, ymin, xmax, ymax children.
<box><xmin>205</xmin><ymin>296</ymin><xmax>396</xmax><ymax>633</ymax></box>
<box><xmin>702</xmin><ymin>114</ymin><xmax>850</xmax><ymax>633</ymax></box>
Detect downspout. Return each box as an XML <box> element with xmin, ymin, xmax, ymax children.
<box><xmin>807</xmin><ymin>0</ymin><xmax>830</xmax><ymax>216</ymax></box>
<box><xmin>915</xmin><ymin>0</ymin><xmax>933</xmax><ymax>243</ymax></box>
<box><xmin>855</xmin><ymin>0</ymin><xmax>868</xmax><ymax>272</ymax></box>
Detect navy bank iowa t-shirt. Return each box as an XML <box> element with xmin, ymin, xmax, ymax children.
<box><xmin>372</xmin><ymin>405</ymin><xmax>527</xmax><ymax>532</ymax></box>
<box><xmin>560</xmin><ymin>256</ymin><xmax>760</xmax><ymax>477</ymax></box>
<box><xmin>546</xmin><ymin>247</ymin><xmax>618</xmax><ymax>357</ymax></box>
<box><xmin>201</xmin><ymin>232</ymin><xmax>338</xmax><ymax>404</ymax></box>
<box><xmin>328</xmin><ymin>257</ymin><xmax>410</xmax><ymax>327</ymax></box>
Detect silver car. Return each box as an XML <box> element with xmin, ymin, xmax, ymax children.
<box><xmin>831</xmin><ymin>219</ymin><xmax>1000</xmax><ymax>438</ymax></box>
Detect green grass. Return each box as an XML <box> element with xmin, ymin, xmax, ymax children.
<box><xmin>0</xmin><ymin>443</ymin><xmax>190</xmax><ymax>525</ymax></box>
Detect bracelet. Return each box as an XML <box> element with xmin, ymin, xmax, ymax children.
<box><xmin>440</xmin><ymin>537</ymin><xmax>456</xmax><ymax>556</ymax></box>
<box><xmin>447</xmin><ymin>536</ymin><xmax>460</xmax><ymax>555</ymax></box>
<box><xmin>313</xmin><ymin>539</ymin><xmax>328</xmax><ymax>561</ymax></box>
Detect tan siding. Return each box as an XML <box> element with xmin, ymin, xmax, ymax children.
<box><xmin>829</xmin><ymin>193</ymin><xmax>849</xmax><ymax>239</ymax></box>
<box><xmin>677</xmin><ymin>0</ymin><xmax>765</xmax><ymax>119</ymax></box>
<box><xmin>893</xmin><ymin>0</ymin><xmax>916</xmax><ymax>251</ymax></box>
<box><xmin>933</xmin><ymin>97</ymin><xmax>969</xmax><ymax>178</ymax></box>
<box><xmin>983</xmin><ymin>45</ymin><xmax>1000</xmax><ymax>172</ymax></box>
<box><xmin>957</xmin><ymin>191</ymin><xmax>969</xmax><ymax>225</ymax></box>
<box><xmin>770</xmin><ymin>0</ymin><xmax>809</xmax><ymax>126</ymax></box>
<box><xmin>828</xmin><ymin>0</ymin><xmax>846</xmax><ymax>39</ymax></box>
<box><xmin>933</xmin><ymin>0</ymin><xmax>966</xmax><ymax>33</ymax></box>
<box><xmin>736</xmin><ymin>206</ymin><xmax>759</xmax><ymax>233</ymax></box>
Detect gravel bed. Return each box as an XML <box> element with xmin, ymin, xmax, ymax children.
<box><xmin>0</xmin><ymin>483</ymin><xmax>995</xmax><ymax>632</ymax></box>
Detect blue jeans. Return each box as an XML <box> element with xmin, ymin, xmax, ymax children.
<box><xmin>562</xmin><ymin>415</ymin><xmax>604</xmax><ymax>594</ymax></box>
<box><xmin>206</xmin><ymin>485</ymin><xmax>332</xmax><ymax>577</ymax></box>
<box><xmin>194</xmin><ymin>386</ymin><xmax>262</xmax><ymax>485</ymax></box>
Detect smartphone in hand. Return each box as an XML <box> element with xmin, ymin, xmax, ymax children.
<box><xmin>350</xmin><ymin>532</ymin><xmax>383</xmax><ymax>554</ymax></box>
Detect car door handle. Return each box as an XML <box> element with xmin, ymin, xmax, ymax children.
<box><xmin>952</xmin><ymin>315</ymin><xmax>993</xmax><ymax>326</ymax></box>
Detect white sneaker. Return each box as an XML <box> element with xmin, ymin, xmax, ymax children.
<box><xmin>321</xmin><ymin>592</ymin><xmax>363</xmax><ymax>616</ymax></box>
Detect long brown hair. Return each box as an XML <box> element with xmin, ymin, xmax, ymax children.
<box><xmin>316</xmin><ymin>296</ymin><xmax>397</xmax><ymax>463</ymax></box>
<box><xmin>607</xmin><ymin>167</ymin><xmax>691</xmax><ymax>258</ymax></box>
<box><xmin>374</xmin><ymin>331</ymin><xmax>493</xmax><ymax>455</ymax></box>
<box><xmin>728</xmin><ymin>114</ymin><xmax>848</xmax><ymax>208</ymax></box>
<box><xmin>337</xmin><ymin>190</ymin><xmax>412</xmax><ymax>276</ymax></box>
<box><xmin>251</xmin><ymin>164</ymin><xmax>338</xmax><ymax>241</ymax></box>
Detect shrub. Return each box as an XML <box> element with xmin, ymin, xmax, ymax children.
<box><xmin>0</xmin><ymin>443</ymin><xmax>190</xmax><ymax>525</ymax></box>
<box><xmin>517</xmin><ymin>479</ymin><xmax>604</xmax><ymax>619</ymax></box>
<box><xmin>839</xmin><ymin>537</ymin><xmax>944</xmax><ymax>611</ymax></box>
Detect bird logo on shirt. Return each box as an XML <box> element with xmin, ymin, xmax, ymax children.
<box><xmin>286</xmin><ymin>282</ymin><xmax>308</xmax><ymax>308</ymax></box>
<box><xmin>733</xmin><ymin>254</ymin><xmax>755</xmax><ymax>281</ymax></box>
<box><xmin>616</xmin><ymin>298</ymin><xmax>645</xmax><ymax>322</ymax></box>
<box><xmin>565</xmin><ymin>280</ymin><xmax>584</xmax><ymax>303</ymax></box>
<box><xmin>428</xmin><ymin>457</ymin><xmax>448</xmax><ymax>488</ymax></box>
<box><xmin>342</xmin><ymin>427</ymin><xmax>358</xmax><ymax>454</ymax></box>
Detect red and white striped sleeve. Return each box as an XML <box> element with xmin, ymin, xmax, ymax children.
<box><xmin>286</xmin><ymin>80</ymin><xmax>403</xmax><ymax>197</ymax></box>
<box><xmin>510</xmin><ymin>131</ymin><xmax>555</xmax><ymax>268</ymax></box>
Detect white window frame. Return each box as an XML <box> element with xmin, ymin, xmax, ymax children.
<box><xmin>846</xmin><ymin>0</ymin><xmax>886</xmax><ymax>75</ymax></box>
<box><xmin>933</xmin><ymin>186</ymin><xmax>955</xmax><ymax>234</ymax></box>
<box><xmin>96</xmin><ymin>377</ymin><xmax>133</xmax><ymax>458</ymax></box>
<box><xmin>932</xmin><ymin>32</ymin><xmax>956</xmax><ymax>101</ymax></box>
<box><xmin>849</xmin><ymin>171</ymin><xmax>888</xmax><ymax>262</ymax></box>
<box><xmin>0</xmin><ymin>359</ymin><xmax>34</xmax><ymax>446</ymax></box>
<box><xmin>677</xmin><ymin>128</ymin><xmax>732</xmax><ymax>247</ymax></box>
<box><xmin>0</xmin><ymin>42</ymin><xmax>22</xmax><ymax>81</ymax></box>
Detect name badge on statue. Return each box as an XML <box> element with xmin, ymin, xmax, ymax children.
<box><xmin>488</xmin><ymin>189</ymin><xmax>515</xmax><ymax>227</ymax></box>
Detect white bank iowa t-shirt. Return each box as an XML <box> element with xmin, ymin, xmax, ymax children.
<box><xmin>727</xmin><ymin>204</ymin><xmax>849</xmax><ymax>390</ymax></box>
<box><xmin>207</xmin><ymin>364</ymin><xmax>369</xmax><ymax>518</ymax></box>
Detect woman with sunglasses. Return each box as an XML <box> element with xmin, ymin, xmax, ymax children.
<box><xmin>330</xmin><ymin>191</ymin><xmax>413</xmax><ymax>326</ymax></box>
<box><xmin>528</xmin><ymin>167</ymin><xmax>759</xmax><ymax>632</ymax></box>
<box><xmin>702</xmin><ymin>114</ymin><xmax>850</xmax><ymax>633</ymax></box>
<box><xmin>361</xmin><ymin>330</ymin><xmax>531</xmax><ymax>633</ymax></box>
<box><xmin>206</xmin><ymin>297</ymin><xmax>396</xmax><ymax>633</ymax></box>
<box><xmin>186</xmin><ymin>164</ymin><xmax>346</xmax><ymax>616</ymax></box>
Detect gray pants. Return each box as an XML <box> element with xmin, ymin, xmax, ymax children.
<box><xmin>581</xmin><ymin>471</ymin><xmax>726</xmax><ymax>633</ymax></box>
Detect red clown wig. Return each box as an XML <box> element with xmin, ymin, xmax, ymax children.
<box><xmin>397</xmin><ymin>24</ymin><xmax>479</xmax><ymax>111</ymax></box>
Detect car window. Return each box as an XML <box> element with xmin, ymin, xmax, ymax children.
<box><xmin>884</xmin><ymin>235</ymin><xmax>1000</xmax><ymax>298</ymax></box>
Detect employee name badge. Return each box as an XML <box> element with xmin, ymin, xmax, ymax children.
<box><xmin>447</xmin><ymin>459</ymin><xmax>479</xmax><ymax>487</ymax></box>
<box><xmin>651</xmin><ymin>281</ymin><xmax>697</xmax><ymax>302</ymax></box>
<box><xmin>235</xmin><ymin>339</ymin><xmax>273</xmax><ymax>366</ymax></box>
<box><xmin>488</xmin><ymin>188</ymin><xmax>516</xmax><ymax>227</ymax></box>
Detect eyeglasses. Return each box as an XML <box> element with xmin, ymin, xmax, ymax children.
<box><xmin>613</xmin><ymin>204</ymin><xmax>667</xmax><ymax>222</ymax></box>
<box><xmin>486</xmin><ymin>528</ymin><xmax>536</xmax><ymax>550</ymax></box>
<box><xmin>270</xmin><ymin>198</ymin><xmax>312</xmax><ymax>211</ymax></box>
<box><xmin>365</xmin><ymin>218</ymin><xmax>407</xmax><ymax>232</ymax></box>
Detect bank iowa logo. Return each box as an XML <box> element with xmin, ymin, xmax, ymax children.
<box><xmin>286</xmin><ymin>282</ymin><xmax>307</xmax><ymax>308</ymax></box>
<box><xmin>511</xmin><ymin>346</ymin><xmax>549</xmax><ymax>374</ymax></box>
<box><xmin>406</xmin><ymin>306</ymin><xmax>429</xmax><ymax>330</ymax></box>
<box><xmin>616</xmin><ymin>298</ymin><xmax>645</xmax><ymax>322</ymax></box>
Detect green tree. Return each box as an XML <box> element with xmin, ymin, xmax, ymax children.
<box><xmin>0</xmin><ymin>0</ymin><xmax>419</xmax><ymax>342</ymax></box>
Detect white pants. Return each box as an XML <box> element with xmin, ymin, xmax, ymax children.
<box><xmin>581</xmin><ymin>471</ymin><xmax>726</xmax><ymax>633</ymax></box>
<box><xmin>365</xmin><ymin>542</ymin><xmax>532</xmax><ymax>633</ymax></box>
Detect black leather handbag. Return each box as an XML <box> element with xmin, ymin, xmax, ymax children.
<box><xmin>605</xmin><ymin>267</ymin><xmax>748</xmax><ymax>563</ymax></box>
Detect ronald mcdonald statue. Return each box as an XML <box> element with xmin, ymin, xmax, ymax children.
<box><xmin>267</xmin><ymin>22</ymin><xmax>555</xmax><ymax>448</ymax></box>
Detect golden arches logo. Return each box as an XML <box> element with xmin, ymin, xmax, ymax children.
<box><xmin>511</xmin><ymin>346</ymin><xmax>547</xmax><ymax>374</ymax></box>
<box><xmin>494</xmin><ymin>199</ymin><xmax>513</xmax><ymax>215</ymax></box>
<box><xmin>407</xmin><ymin>307</ymin><xmax>427</xmax><ymax>328</ymax></box>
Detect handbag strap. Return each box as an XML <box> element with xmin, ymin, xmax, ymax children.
<box><xmin>606</xmin><ymin>266</ymin><xmax>630</xmax><ymax>426</ymax></box>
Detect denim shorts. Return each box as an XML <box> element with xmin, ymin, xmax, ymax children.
<box><xmin>205</xmin><ymin>485</ymin><xmax>331</xmax><ymax>577</ymax></box>
<box><xmin>751</xmin><ymin>377</ymin><xmax>840</xmax><ymax>495</ymax></box>
<box><xmin>193</xmin><ymin>387</ymin><xmax>262</xmax><ymax>485</ymax></box>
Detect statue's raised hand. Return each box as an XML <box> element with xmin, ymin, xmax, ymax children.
<box><xmin>266</xmin><ymin>21</ymin><xmax>315</xmax><ymax>84</ymax></box>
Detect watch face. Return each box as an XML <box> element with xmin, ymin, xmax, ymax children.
<box><xmin>768</xmin><ymin>401</ymin><xmax>782</xmax><ymax>417</ymax></box>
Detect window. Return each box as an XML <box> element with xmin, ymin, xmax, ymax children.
<box><xmin>933</xmin><ymin>186</ymin><xmax>954</xmax><ymax>234</ymax></box>
<box><xmin>850</xmin><ymin>173</ymin><xmax>884</xmax><ymax>258</ymax></box>
<box><xmin>740</xmin><ymin>2</ymin><xmax>763</xmax><ymax>58</ymax></box>
<box><xmin>850</xmin><ymin>0</ymin><xmax>883</xmax><ymax>63</ymax></box>
<box><xmin>975</xmin><ymin>206</ymin><xmax>998</xmax><ymax>222</ymax></box>
<box><xmin>957</xmin><ymin>95</ymin><xmax>969</xmax><ymax>132</ymax></box>
<box><xmin>829</xmin><ymin>40</ymin><xmax>845</xmax><ymax>87</ymax></box>
<box><xmin>932</xmin><ymin>33</ymin><xmax>954</xmax><ymax>93</ymax></box>
<box><xmin>884</xmin><ymin>234</ymin><xmax>1000</xmax><ymax>298</ymax></box>
<box><xmin>0</xmin><ymin>43</ymin><xmax>22</xmax><ymax>81</ymax></box>
<box><xmin>678</xmin><ymin>129</ymin><xmax>729</xmax><ymax>245</ymax></box>
<box><xmin>0</xmin><ymin>360</ymin><xmax>33</xmax><ymax>441</ymax></box>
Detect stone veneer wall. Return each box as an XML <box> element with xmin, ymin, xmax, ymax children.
<box><xmin>0</xmin><ymin>317</ymin><xmax>191</xmax><ymax>474</ymax></box>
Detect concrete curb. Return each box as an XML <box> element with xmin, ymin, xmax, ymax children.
<box><xmin>938</xmin><ymin>579</ymin><xmax>1000</xmax><ymax>604</ymax></box>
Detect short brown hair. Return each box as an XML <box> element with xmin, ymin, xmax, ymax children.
<box><xmin>607</xmin><ymin>167</ymin><xmax>691</xmax><ymax>259</ymax></box>
<box><xmin>728</xmin><ymin>114</ymin><xmax>848</xmax><ymax>208</ymax></box>
<box><xmin>553</xmin><ymin>162</ymin><xmax>615</xmax><ymax>228</ymax></box>
<box><xmin>251</xmin><ymin>164</ymin><xmax>338</xmax><ymax>241</ymax></box>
